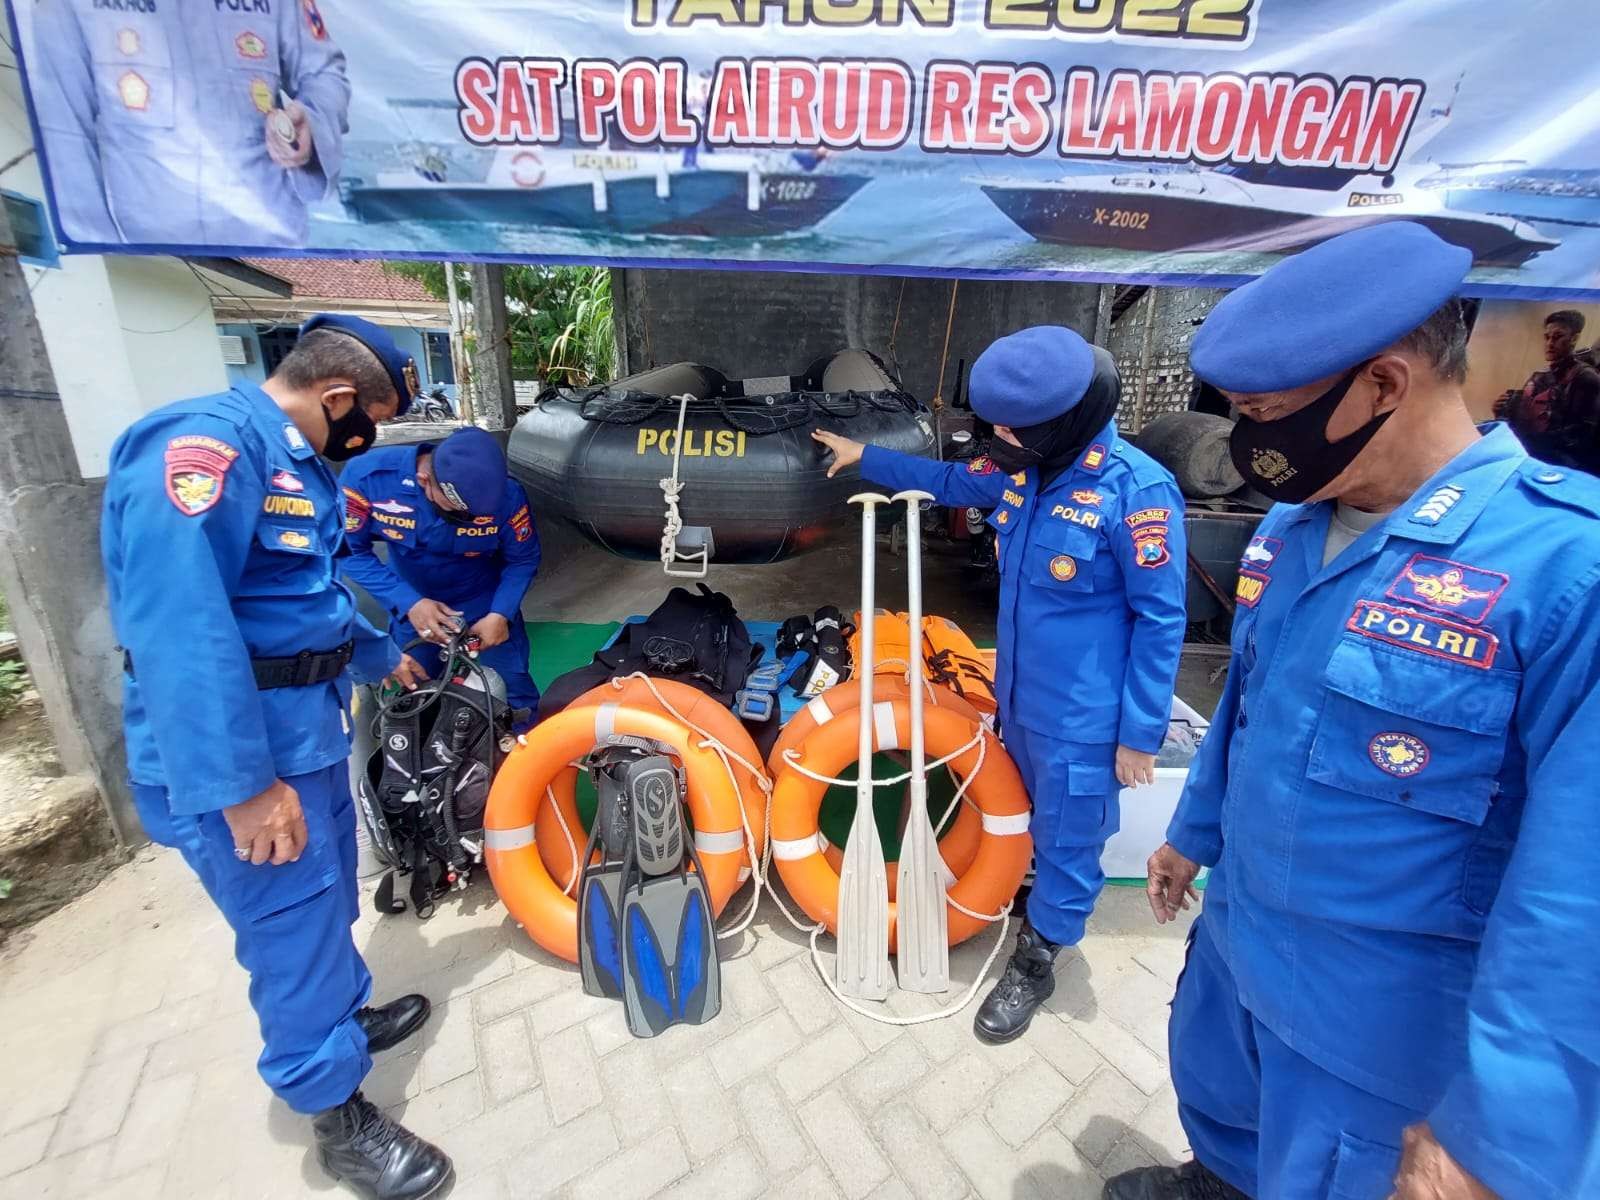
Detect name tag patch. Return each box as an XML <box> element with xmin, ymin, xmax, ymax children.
<box><xmin>1386</xmin><ymin>554</ymin><xmax>1508</xmax><ymax>625</ymax></box>
<box><xmin>1236</xmin><ymin>569</ymin><xmax>1269</xmax><ymax>608</ymax></box>
<box><xmin>1347</xmin><ymin>600</ymin><xmax>1499</xmax><ymax>669</ymax></box>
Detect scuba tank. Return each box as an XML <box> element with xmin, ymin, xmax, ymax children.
<box><xmin>357</xmin><ymin>629</ymin><xmax>517</xmax><ymax>919</ymax></box>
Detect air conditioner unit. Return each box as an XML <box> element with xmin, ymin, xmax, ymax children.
<box><xmin>218</xmin><ymin>334</ymin><xmax>251</xmax><ymax>366</ymax></box>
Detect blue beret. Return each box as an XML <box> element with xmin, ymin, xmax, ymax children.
<box><xmin>1191</xmin><ymin>222</ymin><xmax>1472</xmax><ymax>395</ymax></box>
<box><xmin>969</xmin><ymin>326</ymin><xmax>1095</xmax><ymax>427</ymax></box>
<box><xmin>432</xmin><ymin>428</ymin><xmax>507</xmax><ymax>516</ymax></box>
<box><xmin>299</xmin><ymin>313</ymin><xmax>418</xmax><ymax>416</ymax></box>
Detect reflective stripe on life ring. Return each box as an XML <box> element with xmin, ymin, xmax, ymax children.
<box><xmin>770</xmin><ymin>699</ymin><xmax>1031</xmax><ymax>952</ymax></box>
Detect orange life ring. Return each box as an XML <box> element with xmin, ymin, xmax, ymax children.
<box><xmin>535</xmin><ymin>677</ymin><xmax>769</xmax><ymax>894</ymax></box>
<box><xmin>771</xmin><ymin>700</ymin><xmax>1031</xmax><ymax>951</ymax></box>
<box><xmin>769</xmin><ymin>677</ymin><xmax>986</xmax><ymax>896</ymax></box>
<box><xmin>485</xmin><ymin>701</ymin><xmax>752</xmax><ymax>963</ymax></box>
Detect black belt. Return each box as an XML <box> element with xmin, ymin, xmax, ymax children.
<box><xmin>122</xmin><ymin>641</ymin><xmax>355</xmax><ymax>690</ymax></box>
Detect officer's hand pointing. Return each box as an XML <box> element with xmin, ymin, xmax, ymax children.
<box><xmin>1115</xmin><ymin>745</ymin><xmax>1157</xmax><ymax>788</ymax></box>
<box><xmin>1146</xmin><ymin>842</ymin><xmax>1201</xmax><ymax>925</ymax></box>
<box><xmin>811</xmin><ymin>430</ymin><xmax>865</xmax><ymax>479</ymax></box>
<box><xmin>468</xmin><ymin>613</ymin><xmax>511</xmax><ymax>650</ymax></box>
<box><xmin>265</xmin><ymin>99</ymin><xmax>314</xmax><ymax>170</ymax></box>
<box><xmin>408</xmin><ymin>598</ymin><xmax>463</xmax><ymax>643</ymax></box>
<box><xmin>224</xmin><ymin>779</ymin><xmax>307</xmax><ymax>867</ymax></box>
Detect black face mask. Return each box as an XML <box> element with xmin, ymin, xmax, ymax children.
<box><xmin>987</xmin><ymin>346</ymin><xmax>1123</xmax><ymax>484</ymax></box>
<box><xmin>430</xmin><ymin>500</ymin><xmax>472</xmax><ymax>527</ymax></box>
<box><xmin>320</xmin><ymin>401</ymin><xmax>377</xmax><ymax>462</ymax></box>
<box><xmin>1228</xmin><ymin>361</ymin><xmax>1389</xmax><ymax>504</ymax></box>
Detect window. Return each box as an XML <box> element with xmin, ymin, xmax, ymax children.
<box><xmin>425</xmin><ymin>330</ymin><xmax>455</xmax><ymax>385</ymax></box>
<box><xmin>257</xmin><ymin>326</ymin><xmax>301</xmax><ymax>376</ymax></box>
<box><xmin>2</xmin><ymin>191</ymin><xmax>59</xmax><ymax>268</ymax></box>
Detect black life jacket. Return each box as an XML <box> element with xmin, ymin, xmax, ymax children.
<box><xmin>539</xmin><ymin>584</ymin><xmax>759</xmax><ymax>720</ymax></box>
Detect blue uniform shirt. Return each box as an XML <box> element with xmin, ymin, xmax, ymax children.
<box><xmin>862</xmin><ymin>423</ymin><xmax>1188</xmax><ymax>751</ymax></box>
<box><xmin>338</xmin><ymin>444</ymin><xmax>541</xmax><ymax>630</ymax></box>
<box><xmin>1168</xmin><ymin>425</ymin><xmax>1600</xmax><ymax>1200</ymax></box>
<box><xmin>102</xmin><ymin>385</ymin><xmax>398</xmax><ymax>823</ymax></box>
<box><xmin>30</xmin><ymin>0</ymin><xmax>349</xmax><ymax>246</ymax></box>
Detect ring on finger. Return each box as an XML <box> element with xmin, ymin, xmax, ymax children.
<box><xmin>234</xmin><ymin>846</ymin><xmax>250</xmax><ymax>861</ymax></box>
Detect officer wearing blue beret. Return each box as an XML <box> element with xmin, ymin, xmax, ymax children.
<box><xmin>29</xmin><ymin>0</ymin><xmax>349</xmax><ymax>247</ymax></box>
<box><xmin>340</xmin><ymin>426</ymin><xmax>543</xmax><ymax>728</ymax></box>
<box><xmin>102</xmin><ymin>314</ymin><xmax>456</xmax><ymax>1200</ymax></box>
<box><xmin>815</xmin><ymin>327</ymin><xmax>1188</xmax><ymax>1046</ymax></box>
<box><xmin>1107</xmin><ymin>222</ymin><xmax>1600</xmax><ymax>1200</ymax></box>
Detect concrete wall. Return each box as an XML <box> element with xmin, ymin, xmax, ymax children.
<box><xmin>613</xmin><ymin>269</ymin><xmax>1101</xmax><ymax>404</ymax></box>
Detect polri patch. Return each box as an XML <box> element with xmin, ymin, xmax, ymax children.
<box><xmin>235</xmin><ymin>30</ymin><xmax>266</xmax><ymax>59</ymax></box>
<box><xmin>270</xmin><ymin>469</ymin><xmax>303</xmax><ymax>493</ymax></box>
<box><xmin>1241</xmin><ymin>535</ymin><xmax>1281</xmax><ymax>569</ymax></box>
<box><xmin>1347</xmin><ymin>600</ymin><xmax>1499</xmax><ymax>669</ymax></box>
<box><xmin>1071</xmin><ymin>489</ymin><xmax>1102</xmax><ymax>507</ymax></box>
<box><xmin>1126</xmin><ymin>507</ymin><xmax>1172</xmax><ymax>570</ymax></box>
<box><xmin>1235</xmin><ymin>569</ymin><xmax>1269</xmax><ymax>608</ymax></box>
<box><xmin>1049</xmin><ymin>555</ymin><xmax>1077</xmax><ymax>582</ymax></box>
<box><xmin>1386</xmin><ymin>554</ymin><xmax>1508</xmax><ymax>625</ymax></box>
<box><xmin>277</xmin><ymin>529</ymin><xmax>311</xmax><ymax>549</ymax></box>
<box><xmin>1369</xmin><ymin>732</ymin><xmax>1429</xmax><ymax>778</ymax></box>
<box><xmin>164</xmin><ymin>435</ymin><xmax>239</xmax><ymax>516</ymax></box>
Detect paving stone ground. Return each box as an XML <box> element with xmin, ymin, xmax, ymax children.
<box><xmin>0</xmin><ymin>846</ymin><xmax>1197</xmax><ymax>1199</ymax></box>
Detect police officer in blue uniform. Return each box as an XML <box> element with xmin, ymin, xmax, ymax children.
<box><xmin>814</xmin><ymin>326</ymin><xmax>1188</xmax><ymax>1045</ymax></box>
<box><xmin>339</xmin><ymin>426</ymin><xmax>542</xmax><ymax>728</ymax></box>
<box><xmin>102</xmin><ymin>315</ymin><xmax>455</xmax><ymax>1200</ymax></box>
<box><xmin>1109</xmin><ymin>222</ymin><xmax>1600</xmax><ymax>1200</ymax></box>
<box><xmin>30</xmin><ymin>0</ymin><xmax>349</xmax><ymax>246</ymax></box>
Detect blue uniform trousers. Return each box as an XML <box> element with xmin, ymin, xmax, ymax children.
<box><xmin>1172</xmin><ymin>915</ymin><xmax>1422</xmax><ymax>1200</ymax></box>
<box><xmin>393</xmin><ymin>611</ymin><xmax>540</xmax><ymax>731</ymax></box>
<box><xmin>1004</xmin><ymin>724</ymin><xmax>1116</xmax><ymax>947</ymax></box>
<box><xmin>134</xmin><ymin>763</ymin><xmax>373</xmax><ymax>1115</ymax></box>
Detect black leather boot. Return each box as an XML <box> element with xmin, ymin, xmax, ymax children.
<box><xmin>1102</xmin><ymin>1160</ymin><xmax>1252</xmax><ymax>1200</ymax></box>
<box><xmin>313</xmin><ymin>1091</ymin><xmax>454</xmax><ymax>1200</ymax></box>
<box><xmin>973</xmin><ymin>920</ymin><xmax>1062</xmax><ymax>1044</ymax></box>
<box><xmin>357</xmin><ymin>995</ymin><xmax>431</xmax><ymax>1054</ymax></box>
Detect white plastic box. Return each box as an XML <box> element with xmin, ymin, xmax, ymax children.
<box><xmin>1099</xmin><ymin>695</ymin><xmax>1210</xmax><ymax>880</ymax></box>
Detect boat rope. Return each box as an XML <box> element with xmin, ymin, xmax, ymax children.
<box><xmin>658</xmin><ymin>392</ymin><xmax>709</xmax><ymax>579</ymax></box>
<box><xmin>931</xmin><ymin>280</ymin><xmax>960</xmax><ymax>412</ymax></box>
<box><xmin>888</xmin><ymin>279</ymin><xmax>906</xmax><ymax>375</ymax></box>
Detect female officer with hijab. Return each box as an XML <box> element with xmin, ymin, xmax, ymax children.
<box><xmin>814</xmin><ymin>325</ymin><xmax>1188</xmax><ymax>1045</ymax></box>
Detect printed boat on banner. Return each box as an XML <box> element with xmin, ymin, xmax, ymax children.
<box><xmin>979</xmin><ymin>84</ymin><xmax>1561</xmax><ymax>268</ymax></box>
<box><xmin>506</xmin><ymin>352</ymin><xmax>935</xmax><ymax>565</ymax></box>
<box><xmin>342</xmin><ymin>103</ymin><xmax>870</xmax><ymax>238</ymax></box>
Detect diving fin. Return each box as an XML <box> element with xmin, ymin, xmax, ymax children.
<box><xmin>618</xmin><ymin>754</ymin><xmax>721</xmax><ymax>1038</ymax></box>
<box><xmin>576</xmin><ymin>753</ymin><xmax>636</xmax><ymax>1000</ymax></box>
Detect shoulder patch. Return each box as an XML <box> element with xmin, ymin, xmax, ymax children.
<box><xmin>165</xmin><ymin>435</ymin><xmax>239</xmax><ymax>516</ymax></box>
<box><xmin>966</xmin><ymin>456</ymin><xmax>997</xmax><ymax>476</ymax></box>
<box><xmin>510</xmin><ymin>505</ymin><xmax>533</xmax><ymax>542</ymax></box>
<box><xmin>343</xmin><ymin>487</ymin><xmax>371</xmax><ymax>533</ymax></box>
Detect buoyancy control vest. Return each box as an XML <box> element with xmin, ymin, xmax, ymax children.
<box><xmin>539</xmin><ymin>584</ymin><xmax>759</xmax><ymax>721</ymax></box>
<box><xmin>356</xmin><ymin>635</ymin><xmax>517</xmax><ymax>918</ymax></box>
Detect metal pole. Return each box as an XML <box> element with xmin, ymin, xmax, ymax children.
<box><xmin>443</xmin><ymin>261</ymin><xmax>471</xmax><ymax>421</ymax></box>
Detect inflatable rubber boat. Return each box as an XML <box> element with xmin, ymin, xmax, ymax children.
<box><xmin>506</xmin><ymin>351</ymin><xmax>936</xmax><ymax>565</ymax></box>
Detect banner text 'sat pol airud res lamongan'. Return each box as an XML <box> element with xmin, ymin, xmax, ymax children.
<box><xmin>10</xmin><ymin>0</ymin><xmax>1600</xmax><ymax>296</ymax></box>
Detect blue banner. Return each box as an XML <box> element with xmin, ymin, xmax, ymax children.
<box><xmin>9</xmin><ymin>0</ymin><xmax>1600</xmax><ymax>296</ymax></box>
